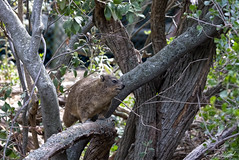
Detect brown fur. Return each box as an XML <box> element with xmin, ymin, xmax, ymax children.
<box><xmin>63</xmin><ymin>74</ymin><xmax>124</xmax><ymax>127</ymax></box>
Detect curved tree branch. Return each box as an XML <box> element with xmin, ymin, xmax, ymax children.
<box><xmin>107</xmin><ymin>8</ymin><xmax>223</xmax><ymax>117</ymax></box>
<box><xmin>24</xmin><ymin>119</ymin><xmax>116</xmax><ymax>160</ymax></box>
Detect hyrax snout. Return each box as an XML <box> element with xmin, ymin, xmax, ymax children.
<box><xmin>63</xmin><ymin>74</ymin><xmax>124</xmax><ymax>127</ymax></box>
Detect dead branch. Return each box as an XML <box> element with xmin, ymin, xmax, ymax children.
<box><xmin>24</xmin><ymin>119</ymin><xmax>116</xmax><ymax>160</ymax></box>
<box><xmin>113</xmin><ymin>111</ymin><xmax>128</xmax><ymax>120</ymax></box>
<box><xmin>116</xmin><ymin>105</ymin><xmax>130</xmax><ymax>115</ymax></box>
<box><xmin>184</xmin><ymin>124</ymin><xmax>239</xmax><ymax>160</ymax></box>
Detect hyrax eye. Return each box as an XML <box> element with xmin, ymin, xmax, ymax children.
<box><xmin>112</xmin><ymin>80</ymin><xmax>118</xmax><ymax>83</ymax></box>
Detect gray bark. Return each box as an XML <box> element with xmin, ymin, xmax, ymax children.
<box><xmin>24</xmin><ymin>119</ymin><xmax>115</xmax><ymax>160</ymax></box>
<box><xmin>0</xmin><ymin>0</ymin><xmax>61</xmax><ymax>140</ymax></box>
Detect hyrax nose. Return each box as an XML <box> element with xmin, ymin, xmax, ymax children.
<box><xmin>121</xmin><ymin>84</ymin><xmax>125</xmax><ymax>89</ymax></box>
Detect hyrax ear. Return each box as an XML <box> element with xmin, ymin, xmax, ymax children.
<box><xmin>100</xmin><ymin>75</ymin><xmax>105</xmax><ymax>82</ymax></box>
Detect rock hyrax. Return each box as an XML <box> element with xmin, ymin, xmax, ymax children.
<box><xmin>63</xmin><ymin>74</ymin><xmax>124</xmax><ymax>127</ymax></box>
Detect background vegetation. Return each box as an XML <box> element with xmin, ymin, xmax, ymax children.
<box><xmin>0</xmin><ymin>0</ymin><xmax>238</xmax><ymax>159</ymax></box>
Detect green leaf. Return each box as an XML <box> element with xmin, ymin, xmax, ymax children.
<box><xmin>144</xmin><ymin>30</ymin><xmax>151</xmax><ymax>35</ymax></box>
<box><xmin>104</xmin><ymin>64</ymin><xmax>112</xmax><ymax>74</ymax></box>
<box><xmin>59</xmin><ymin>86</ymin><xmax>64</xmax><ymax>93</ymax></box>
<box><xmin>63</xmin><ymin>19</ymin><xmax>74</xmax><ymax>36</ymax></box>
<box><xmin>219</xmin><ymin>90</ymin><xmax>228</xmax><ymax>99</ymax></box>
<box><xmin>233</xmin><ymin>109</ymin><xmax>239</xmax><ymax>117</ymax></box>
<box><xmin>4</xmin><ymin>88</ymin><xmax>12</xmax><ymax>100</ymax></box>
<box><xmin>73</xmin><ymin>21</ymin><xmax>80</xmax><ymax>33</ymax></box>
<box><xmin>210</xmin><ymin>96</ymin><xmax>217</xmax><ymax>105</ymax></box>
<box><xmin>204</xmin><ymin>1</ymin><xmax>210</xmax><ymax>6</ymax></box>
<box><xmin>53</xmin><ymin>78</ymin><xmax>59</xmax><ymax>88</ymax></box>
<box><xmin>60</xmin><ymin>66</ymin><xmax>67</xmax><ymax>76</ymax></box>
<box><xmin>59</xmin><ymin>0</ymin><xmax>66</xmax><ymax>10</ymax></box>
<box><xmin>232</xmin><ymin>42</ymin><xmax>239</xmax><ymax>52</ymax></box>
<box><xmin>8</xmin><ymin>150</ymin><xmax>20</xmax><ymax>159</ymax></box>
<box><xmin>84</xmin><ymin>70</ymin><xmax>88</xmax><ymax>77</ymax></box>
<box><xmin>221</xmin><ymin>103</ymin><xmax>228</xmax><ymax>112</ymax></box>
<box><xmin>196</xmin><ymin>25</ymin><xmax>203</xmax><ymax>34</ymax></box>
<box><xmin>126</xmin><ymin>12</ymin><xmax>134</xmax><ymax>23</ymax></box>
<box><xmin>2</xmin><ymin>102</ymin><xmax>11</xmax><ymax>112</ymax></box>
<box><xmin>5</xmin><ymin>148</ymin><xmax>13</xmax><ymax>156</ymax></box>
<box><xmin>148</xmin><ymin>148</ymin><xmax>155</xmax><ymax>152</ymax></box>
<box><xmin>72</xmin><ymin>57</ymin><xmax>80</xmax><ymax>67</ymax></box>
<box><xmin>139</xmin><ymin>152</ymin><xmax>146</xmax><ymax>158</ymax></box>
<box><xmin>209</xmin><ymin>110</ymin><xmax>216</xmax><ymax>116</ymax></box>
<box><xmin>189</xmin><ymin>4</ymin><xmax>197</xmax><ymax>12</ymax></box>
<box><xmin>113</xmin><ymin>0</ymin><xmax>122</xmax><ymax>4</ymax></box>
<box><xmin>104</xmin><ymin>5</ymin><xmax>112</xmax><ymax>20</ymax></box>
<box><xmin>115</xmin><ymin>6</ymin><xmax>123</xmax><ymax>19</ymax></box>
<box><xmin>0</xmin><ymin>131</ymin><xmax>7</xmax><ymax>139</ymax></box>
<box><xmin>111</xmin><ymin>144</ymin><xmax>118</xmax><ymax>151</ymax></box>
<box><xmin>111</xmin><ymin>10</ymin><xmax>118</xmax><ymax>21</ymax></box>
<box><xmin>17</xmin><ymin>101</ymin><xmax>22</xmax><ymax>107</ymax></box>
<box><xmin>73</xmin><ymin>69</ymin><xmax>77</xmax><ymax>78</ymax></box>
<box><xmin>196</xmin><ymin>10</ymin><xmax>202</xmax><ymax>17</ymax></box>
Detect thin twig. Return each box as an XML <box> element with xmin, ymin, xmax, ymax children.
<box><xmin>137</xmin><ymin>58</ymin><xmax>209</xmax><ymax>110</ymax></box>
<box><xmin>114</xmin><ymin>97</ymin><xmax>161</xmax><ymax>131</ymax></box>
<box><xmin>45</xmin><ymin>42</ymin><xmax>88</xmax><ymax>69</ymax></box>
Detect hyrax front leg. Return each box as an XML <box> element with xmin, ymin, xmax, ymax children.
<box><xmin>63</xmin><ymin>112</ymin><xmax>78</xmax><ymax>127</ymax></box>
<box><xmin>97</xmin><ymin>108</ymin><xmax>109</xmax><ymax>120</ymax></box>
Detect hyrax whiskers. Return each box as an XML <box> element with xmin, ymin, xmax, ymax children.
<box><xmin>63</xmin><ymin>74</ymin><xmax>124</xmax><ymax>127</ymax></box>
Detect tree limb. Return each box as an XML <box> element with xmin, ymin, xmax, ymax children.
<box><xmin>0</xmin><ymin>0</ymin><xmax>62</xmax><ymax>140</ymax></box>
<box><xmin>24</xmin><ymin>119</ymin><xmax>116</xmax><ymax>160</ymax></box>
<box><xmin>107</xmin><ymin>6</ymin><xmax>223</xmax><ymax>117</ymax></box>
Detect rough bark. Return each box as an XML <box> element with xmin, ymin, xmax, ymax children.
<box><xmin>0</xmin><ymin>0</ymin><xmax>61</xmax><ymax>140</ymax></box>
<box><xmin>151</xmin><ymin>0</ymin><xmax>167</xmax><ymax>53</ymax></box>
<box><xmin>84</xmin><ymin>127</ymin><xmax>117</xmax><ymax>160</ymax></box>
<box><xmin>24</xmin><ymin>119</ymin><xmax>116</xmax><ymax>160</ymax></box>
<box><xmin>127</xmin><ymin>1</ymin><xmax>168</xmax><ymax>159</ymax></box>
<box><xmin>107</xmin><ymin>6</ymin><xmax>223</xmax><ymax>116</ymax></box>
<box><xmin>158</xmin><ymin>39</ymin><xmax>215</xmax><ymax>159</ymax></box>
<box><xmin>93</xmin><ymin>0</ymin><xmax>139</xmax><ymax>74</ymax></box>
<box><xmin>93</xmin><ymin>0</ymin><xmax>223</xmax><ymax>159</ymax></box>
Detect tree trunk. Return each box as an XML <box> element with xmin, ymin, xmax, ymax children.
<box><xmin>93</xmin><ymin>0</ymin><xmax>218</xmax><ymax>159</ymax></box>
<box><xmin>0</xmin><ymin>0</ymin><xmax>62</xmax><ymax>141</ymax></box>
<box><xmin>157</xmin><ymin>39</ymin><xmax>215</xmax><ymax>159</ymax></box>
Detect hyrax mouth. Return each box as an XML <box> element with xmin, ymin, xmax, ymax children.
<box><xmin>116</xmin><ymin>84</ymin><xmax>125</xmax><ymax>91</ymax></box>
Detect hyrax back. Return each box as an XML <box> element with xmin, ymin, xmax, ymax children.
<box><xmin>63</xmin><ymin>74</ymin><xmax>124</xmax><ymax>127</ymax></box>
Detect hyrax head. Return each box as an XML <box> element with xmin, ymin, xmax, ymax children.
<box><xmin>100</xmin><ymin>74</ymin><xmax>125</xmax><ymax>96</ymax></box>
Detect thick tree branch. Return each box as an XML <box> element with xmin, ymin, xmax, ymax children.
<box><xmin>0</xmin><ymin>0</ymin><xmax>62</xmax><ymax>140</ymax></box>
<box><xmin>24</xmin><ymin>119</ymin><xmax>116</xmax><ymax>160</ymax></box>
<box><xmin>107</xmin><ymin>10</ymin><xmax>223</xmax><ymax>117</ymax></box>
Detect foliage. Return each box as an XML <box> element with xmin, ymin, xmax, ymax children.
<box><xmin>186</xmin><ymin>0</ymin><xmax>239</xmax><ymax>158</ymax></box>
<box><xmin>103</xmin><ymin>0</ymin><xmax>145</xmax><ymax>23</ymax></box>
<box><xmin>0</xmin><ymin>72</ymin><xmax>20</xmax><ymax>158</ymax></box>
<box><xmin>56</xmin><ymin>0</ymin><xmax>145</xmax><ymax>36</ymax></box>
<box><xmin>0</xmin><ymin>0</ymin><xmax>239</xmax><ymax>159</ymax></box>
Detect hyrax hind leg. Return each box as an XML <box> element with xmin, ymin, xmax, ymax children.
<box><xmin>63</xmin><ymin>111</ymin><xmax>78</xmax><ymax>127</ymax></box>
